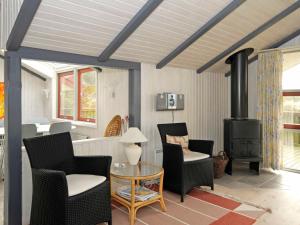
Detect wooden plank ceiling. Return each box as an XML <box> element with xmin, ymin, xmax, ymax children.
<box><xmin>22</xmin><ymin>0</ymin><xmax>147</xmax><ymax>56</ymax></box>
<box><xmin>21</xmin><ymin>0</ymin><xmax>300</xmax><ymax>73</ymax></box>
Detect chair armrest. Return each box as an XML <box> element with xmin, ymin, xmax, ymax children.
<box><xmin>74</xmin><ymin>156</ymin><xmax>112</xmax><ymax>178</ymax></box>
<box><xmin>162</xmin><ymin>143</ymin><xmax>184</xmax><ymax>163</ymax></box>
<box><xmin>162</xmin><ymin>143</ymin><xmax>184</xmax><ymax>172</ymax></box>
<box><xmin>31</xmin><ymin>169</ymin><xmax>68</xmax><ymax>224</ymax></box>
<box><xmin>188</xmin><ymin>139</ymin><xmax>214</xmax><ymax>157</ymax></box>
<box><xmin>162</xmin><ymin>143</ymin><xmax>184</xmax><ymax>186</ymax></box>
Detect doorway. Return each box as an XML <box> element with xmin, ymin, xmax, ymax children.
<box><xmin>282</xmin><ymin>51</ymin><xmax>300</xmax><ymax>172</ymax></box>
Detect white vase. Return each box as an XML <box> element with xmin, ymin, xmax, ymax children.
<box><xmin>125</xmin><ymin>144</ymin><xmax>142</xmax><ymax>165</ymax></box>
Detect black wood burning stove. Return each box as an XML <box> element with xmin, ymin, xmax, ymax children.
<box><xmin>224</xmin><ymin>48</ymin><xmax>262</xmax><ymax>175</ymax></box>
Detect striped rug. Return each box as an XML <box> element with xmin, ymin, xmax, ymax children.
<box><xmin>110</xmin><ymin>188</ymin><xmax>266</xmax><ymax>225</ymax></box>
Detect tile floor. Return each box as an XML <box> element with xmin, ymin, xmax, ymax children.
<box><xmin>0</xmin><ymin>162</ymin><xmax>300</xmax><ymax>225</ymax></box>
<box><xmin>214</xmin><ymin>162</ymin><xmax>300</xmax><ymax>225</ymax></box>
<box><xmin>283</xmin><ymin>145</ymin><xmax>300</xmax><ymax>171</ymax></box>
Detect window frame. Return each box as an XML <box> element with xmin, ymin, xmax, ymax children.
<box><xmin>57</xmin><ymin>67</ymin><xmax>97</xmax><ymax>124</ymax></box>
<box><xmin>283</xmin><ymin>91</ymin><xmax>300</xmax><ymax>130</ymax></box>
<box><xmin>78</xmin><ymin>68</ymin><xmax>97</xmax><ymax>123</ymax></box>
<box><xmin>57</xmin><ymin>71</ymin><xmax>74</xmax><ymax>120</ymax></box>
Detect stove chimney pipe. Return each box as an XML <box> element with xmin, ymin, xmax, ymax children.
<box><xmin>225</xmin><ymin>48</ymin><xmax>253</xmax><ymax>119</ymax></box>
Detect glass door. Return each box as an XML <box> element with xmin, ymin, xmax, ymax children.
<box><xmin>282</xmin><ymin>54</ymin><xmax>300</xmax><ymax>171</ymax></box>
<box><xmin>282</xmin><ymin>92</ymin><xmax>300</xmax><ymax>171</ymax></box>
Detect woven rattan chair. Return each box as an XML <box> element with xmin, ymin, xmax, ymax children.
<box><xmin>157</xmin><ymin>123</ymin><xmax>214</xmax><ymax>202</ymax></box>
<box><xmin>23</xmin><ymin>132</ymin><xmax>112</xmax><ymax>225</ymax></box>
<box><xmin>49</xmin><ymin>122</ymin><xmax>72</xmax><ymax>134</ymax></box>
<box><xmin>22</xmin><ymin>124</ymin><xmax>37</xmax><ymax>139</ymax></box>
<box><xmin>104</xmin><ymin>115</ymin><xmax>122</xmax><ymax>137</ymax></box>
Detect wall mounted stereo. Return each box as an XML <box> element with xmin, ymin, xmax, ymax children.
<box><xmin>156</xmin><ymin>93</ymin><xmax>184</xmax><ymax>111</ymax></box>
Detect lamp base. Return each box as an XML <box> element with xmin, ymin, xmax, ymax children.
<box><xmin>125</xmin><ymin>144</ymin><xmax>142</xmax><ymax>165</ymax></box>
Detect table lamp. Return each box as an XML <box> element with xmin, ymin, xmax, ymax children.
<box><xmin>119</xmin><ymin>127</ymin><xmax>148</xmax><ymax>165</ymax></box>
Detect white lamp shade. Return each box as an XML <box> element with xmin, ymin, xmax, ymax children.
<box><xmin>120</xmin><ymin>127</ymin><xmax>147</xmax><ymax>143</ymax></box>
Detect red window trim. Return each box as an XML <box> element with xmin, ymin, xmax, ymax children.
<box><xmin>58</xmin><ymin>71</ymin><xmax>74</xmax><ymax>120</ymax></box>
<box><xmin>283</xmin><ymin>91</ymin><xmax>300</xmax><ymax>130</ymax></box>
<box><xmin>283</xmin><ymin>124</ymin><xmax>300</xmax><ymax>129</ymax></box>
<box><xmin>78</xmin><ymin>68</ymin><xmax>96</xmax><ymax>123</ymax></box>
<box><xmin>283</xmin><ymin>91</ymin><xmax>300</xmax><ymax>96</ymax></box>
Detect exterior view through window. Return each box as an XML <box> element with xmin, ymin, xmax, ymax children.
<box><xmin>78</xmin><ymin>68</ymin><xmax>97</xmax><ymax>122</ymax></box>
<box><xmin>282</xmin><ymin>63</ymin><xmax>300</xmax><ymax>171</ymax></box>
<box><xmin>58</xmin><ymin>71</ymin><xmax>74</xmax><ymax>120</ymax></box>
<box><xmin>58</xmin><ymin>68</ymin><xmax>97</xmax><ymax>123</ymax></box>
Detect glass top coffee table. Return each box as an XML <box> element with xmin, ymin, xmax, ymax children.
<box><xmin>111</xmin><ymin>162</ymin><xmax>166</xmax><ymax>225</ymax></box>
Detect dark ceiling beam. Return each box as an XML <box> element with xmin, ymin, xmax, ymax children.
<box><xmin>269</xmin><ymin>28</ymin><xmax>300</xmax><ymax>48</ymax></box>
<box><xmin>197</xmin><ymin>1</ymin><xmax>300</xmax><ymax>74</ymax></box>
<box><xmin>98</xmin><ymin>0</ymin><xmax>163</xmax><ymax>62</ymax></box>
<box><xmin>248</xmin><ymin>28</ymin><xmax>300</xmax><ymax>63</ymax></box>
<box><xmin>6</xmin><ymin>0</ymin><xmax>41</xmax><ymax>50</ymax></box>
<box><xmin>156</xmin><ymin>0</ymin><xmax>246</xmax><ymax>69</ymax></box>
<box><xmin>18</xmin><ymin>47</ymin><xmax>141</xmax><ymax>70</ymax></box>
<box><xmin>225</xmin><ymin>28</ymin><xmax>300</xmax><ymax>77</ymax></box>
<box><xmin>0</xmin><ymin>54</ymin><xmax>46</xmax><ymax>81</ymax></box>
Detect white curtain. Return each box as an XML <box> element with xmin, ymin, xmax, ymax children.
<box><xmin>257</xmin><ymin>50</ymin><xmax>283</xmax><ymax>169</ymax></box>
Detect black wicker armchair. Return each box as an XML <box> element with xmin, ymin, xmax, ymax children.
<box><xmin>23</xmin><ymin>132</ymin><xmax>112</xmax><ymax>225</ymax></box>
<box><xmin>157</xmin><ymin>123</ymin><xmax>214</xmax><ymax>202</ymax></box>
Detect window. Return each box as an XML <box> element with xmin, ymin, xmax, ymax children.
<box><xmin>58</xmin><ymin>71</ymin><xmax>74</xmax><ymax>120</ymax></box>
<box><xmin>78</xmin><ymin>68</ymin><xmax>97</xmax><ymax>122</ymax></box>
<box><xmin>282</xmin><ymin>64</ymin><xmax>300</xmax><ymax>129</ymax></box>
<box><xmin>283</xmin><ymin>92</ymin><xmax>300</xmax><ymax>129</ymax></box>
<box><xmin>282</xmin><ymin>63</ymin><xmax>300</xmax><ymax>171</ymax></box>
<box><xmin>57</xmin><ymin>68</ymin><xmax>97</xmax><ymax>123</ymax></box>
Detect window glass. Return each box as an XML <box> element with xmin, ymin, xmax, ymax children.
<box><xmin>282</xmin><ymin>64</ymin><xmax>300</xmax><ymax>90</ymax></box>
<box><xmin>78</xmin><ymin>68</ymin><xmax>97</xmax><ymax>122</ymax></box>
<box><xmin>283</xmin><ymin>95</ymin><xmax>300</xmax><ymax>125</ymax></box>
<box><xmin>58</xmin><ymin>72</ymin><xmax>74</xmax><ymax>119</ymax></box>
<box><xmin>282</xmin><ymin>63</ymin><xmax>300</xmax><ymax>170</ymax></box>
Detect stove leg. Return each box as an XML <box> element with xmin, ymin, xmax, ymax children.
<box><xmin>225</xmin><ymin>159</ymin><xmax>232</xmax><ymax>175</ymax></box>
<box><xmin>249</xmin><ymin>162</ymin><xmax>260</xmax><ymax>175</ymax></box>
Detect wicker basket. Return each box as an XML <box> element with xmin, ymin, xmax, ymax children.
<box><xmin>104</xmin><ymin>115</ymin><xmax>122</xmax><ymax>137</ymax></box>
<box><xmin>213</xmin><ymin>151</ymin><xmax>229</xmax><ymax>178</ymax></box>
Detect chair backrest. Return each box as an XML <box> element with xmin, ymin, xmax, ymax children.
<box><xmin>157</xmin><ymin>123</ymin><xmax>188</xmax><ymax>143</ymax></box>
<box><xmin>23</xmin><ymin>132</ymin><xmax>75</xmax><ymax>173</ymax></box>
<box><xmin>22</xmin><ymin>124</ymin><xmax>37</xmax><ymax>139</ymax></box>
<box><xmin>104</xmin><ymin>115</ymin><xmax>122</xmax><ymax>137</ymax></box>
<box><xmin>49</xmin><ymin>122</ymin><xmax>72</xmax><ymax>135</ymax></box>
<box><xmin>35</xmin><ymin>117</ymin><xmax>50</xmax><ymax>125</ymax></box>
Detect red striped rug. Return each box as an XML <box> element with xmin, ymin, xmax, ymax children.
<box><xmin>109</xmin><ymin>188</ymin><xmax>266</xmax><ymax>225</ymax></box>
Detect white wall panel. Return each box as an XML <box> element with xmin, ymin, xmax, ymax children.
<box><xmin>47</xmin><ymin>67</ymin><xmax>129</xmax><ymax>138</ymax></box>
<box><xmin>140</xmin><ymin>63</ymin><xmax>229</xmax><ymax>165</ymax></box>
<box><xmin>0</xmin><ymin>0</ymin><xmax>24</xmax><ymax>49</ymax></box>
<box><xmin>248</xmin><ymin>60</ymin><xmax>258</xmax><ymax>119</ymax></box>
<box><xmin>0</xmin><ymin>57</ymin><xmax>47</xmax><ymax>123</ymax></box>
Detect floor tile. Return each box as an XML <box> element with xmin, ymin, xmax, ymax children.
<box><xmin>210</xmin><ymin>212</ymin><xmax>255</xmax><ymax>225</ymax></box>
<box><xmin>188</xmin><ymin>188</ymin><xmax>241</xmax><ymax>210</ymax></box>
<box><xmin>234</xmin><ymin>204</ymin><xmax>265</xmax><ymax>219</ymax></box>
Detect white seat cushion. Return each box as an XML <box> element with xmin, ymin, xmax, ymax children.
<box><xmin>66</xmin><ymin>174</ymin><xmax>106</xmax><ymax>197</ymax></box>
<box><xmin>184</xmin><ymin>151</ymin><xmax>210</xmax><ymax>162</ymax></box>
